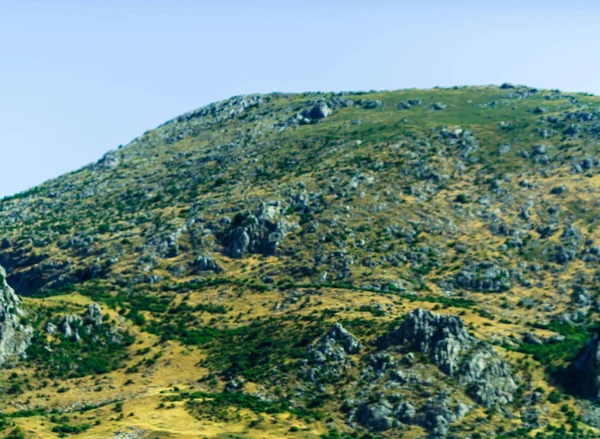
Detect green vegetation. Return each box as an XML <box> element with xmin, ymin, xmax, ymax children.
<box><xmin>1</xmin><ymin>85</ymin><xmax>600</xmax><ymax>436</ymax></box>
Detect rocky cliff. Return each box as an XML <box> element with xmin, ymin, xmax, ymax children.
<box><xmin>0</xmin><ymin>265</ymin><xmax>32</xmax><ymax>366</ymax></box>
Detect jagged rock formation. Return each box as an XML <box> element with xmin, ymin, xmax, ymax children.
<box><xmin>376</xmin><ymin>309</ymin><xmax>517</xmax><ymax>407</ymax></box>
<box><xmin>60</xmin><ymin>314</ymin><xmax>82</xmax><ymax>342</ymax></box>
<box><xmin>0</xmin><ymin>265</ymin><xmax>32</xmax><ymax>366</ymax></box>
<box><xmin>223</xmin><ymin>203</ymin><xmax>296</xmax><ymax>258</ymax></box>
<box><xmin>304</xmin><ymin>323</ymin><xmax>362</xmax><ymax>382</ymax></box>
<box><xmin>57</xmin><ymin>302</ymin><xmax>110</xmax><ymax>342</ymax></box>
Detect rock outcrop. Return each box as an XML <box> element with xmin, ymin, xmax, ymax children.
<box><xmin>193</xmin><ymin>254</ymin><xmax>224</xmax><ymax>273</ymax></box>
<box><xmin>351</xmin><ymin>393</ymin><xmax>469</xmax><ymax>437</ymax></box>
<box><xmin>454</xmin><ymin>261</ymin><xmax>511</xmax><ymax>292</ymax></box>
<box><xmin>304</xmin><ymin>323</ymin><xmax>362</xmax><ymax>382</ymax></box>
<box><xmin>0</xmin><ymin>265</ymin><xmax>33</xmax><ymax>366</ymax></box>
<box><xmin>376</xmin><ymin>309</ymin><xmax>517</xmax><ymax>407</ymax></box>
<box><xmin>223</xmin><ymin>203</ymin><xmax>296</xmax><ymax>258</ymax></box>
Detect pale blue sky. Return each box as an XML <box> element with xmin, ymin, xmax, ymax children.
<box><xmin>1</xmin><ymin>1</ymin><xmax>599</xmax><ymax>197</ymax></box>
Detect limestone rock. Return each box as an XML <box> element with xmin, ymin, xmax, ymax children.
<box><xmin>376</xmin><ymin>308</ymin><xmax>471</xmax><ymax>376</ymax></box>
<box><xmin>194</xmin><ymin>254</ymin><xmax>224</xmax><ymax>273</ymax></box>
<box><xmin>305</xmin><ymin>323</ymin><xmax>361</xmax><ymax>382</ymax></box>
<box><xmin>0</xmin><ymin>265</ymin><xmax>33</xmax><ymax>366</ymax></box>
<box><xmin>354</xmin><ymin>401</ymin><xmax>394</xmax><ymax>431</ymax></box>
<box><xmin>223</xmin><ymin>203</ymin><xmax>296</xmax><ymax>258</ymax></box>
<box><xmin>454</xmin><ymin>261</ymin><xmax>511</xmax><ymax>292</ymax></box>
<box><xmin>87</xmin><ymin>303</ymin><xmax>103</xmax><ymax>326</ymax></box>
<box><xmin>303</xmin><ymin>101</ymin><xmax>331</xmax><ymax>120</ymax></box>
<box><xmin>376</xmin><ymin>309</ymin><xmax>517</xmax><ymax>408</ymax></box>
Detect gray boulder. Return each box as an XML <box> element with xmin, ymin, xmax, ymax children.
<box><xmin>415</xmin><ymin>394</ymin><xmax>468</xmax><ymax>437</ymax></box>
<box><xmin>87</xmin><ymin>303</ymin><xmax>103</xmax><ymax>326</ymax></box>
<box><xmin>521</xmin><ymin>407</ymin><xmax>546</xmax><ymax>429</ymax></box>
<box><xmin>359</xmin><ymin>99</ymin><xmax>383</xmax><ymax>109</ymax></box>
<box><xmin>194</xmin><ymin>254</ymin><xmax>224</xmax><ymax>273</ymax></box>
<box><xmin>354</xmin><ymin>401</ymin><xmax>394</xmax><ymax>431</ymax></box>
<box><xmin>376</xmin><ymin>308</ymin><xmax>470</xmax><ymax>376</ymax></box>
<box><xmin>572</xmin><ymin>286</ymin><xmax>592</xmax><ymax>307</ymax></box>
<box><xmin>393</xmin><ymin>401</ymin><xmax>416</xmax><ymax>423</ymax></box>
<box><xmin>303</xmin><ymin>101</ymin><xmax>331</xmax><ymax>120</ymax></box>
<box><xmin>459</xmin><ymin>344</ymin><xmax>518</xmax><ymax>407</ymax></box>
<box><xmin>45</xmin><ymin>322</ymin><xmax>57</xmax><ymax>335</ymax></box>
<box><xmin>61</xmin><ymin>314</ymin><xmax>82</xmax><ymax>342</ymax></box>
<box><xmin>94</xmin><ymin>150</ymin><xmax>120</xmax><ymax>170</ymax></box>
<box><xmin>522</xmin><ymin>332</ymin><xmax>543</xmax><ymax>345</ymax></box>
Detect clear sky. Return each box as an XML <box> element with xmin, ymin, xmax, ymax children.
<box><xmin>1</xmin><ymin>1</ymin><xmax>599</xmax><ymax>197</ymax></box>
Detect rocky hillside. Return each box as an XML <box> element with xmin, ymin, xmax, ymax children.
<box><xmin>1</xmin><ymin>85</ymin><xmax>600</xmax><ymax>438</ymax></box>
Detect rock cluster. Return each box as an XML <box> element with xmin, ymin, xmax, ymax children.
<box><xmin>376</xmin><ymin>309</ymin><xmax>517</xmax><ymax>407</ymax></box>
<box><xmin>57</xmin><ymin>302</ymin><xmax>106</xmax><ymax>343</ymax></box>
<box><xmin>351</xmin><ymin>392</ymin><xmax>469</xmax><ymax>437</ymax></box>
<box><xmin>453</xmin><ymin>261</ymin><xmax>511</xmax><ymax>292</ymax></box>
<box><xmin>304</xmin><ymin>323</ymin><xmax>362</xmax><ymax>382</ymax></box>
<box><xmin>223</xmin><ymin>203</ymin><xmax>296</xmax><ymax>258</ymax></box>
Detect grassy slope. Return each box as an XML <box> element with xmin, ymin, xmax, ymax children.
<box><xmin>0</xmin><ymin>85</ymin><xmax>599</xmax><ymax>438</ymax></box>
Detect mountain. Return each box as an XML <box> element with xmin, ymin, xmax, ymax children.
<box><xmin>1</xmin><ymin>85</ymin><xmax>600</xmax><ymax>438</ymax></box>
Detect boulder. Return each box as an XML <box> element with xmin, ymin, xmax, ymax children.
<box><xmin>354</xmin><ymin>401</ymin><xmax>394</xmax><ymax>431</ymax></box>
<box><xmin>415</xmin><ymin>394</ymin><xmax>469</xmax><ymax>437</ymax></box>
<box><xmin>194</xmin><ymin>254</ymin><xmax>224</xmax><ymax>273</ymax></box>
<box><xmin>521</xmin><ymin>407</ymin><xmax>546</xmax><ymax>429</ymax></box>
<box><xmin>376</xmin><ymin>308</ymin><xmax>470</xmax><ymax>376</ymax></box>
<box><xmin>304</xmin><ymin>101</ymin><xmax>331</xmax><ymax>120</ymax></box>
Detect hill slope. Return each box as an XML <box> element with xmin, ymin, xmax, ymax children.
<box><xmin>1</xmin><ymin>85</ymin><xmax>600</xmax><ymax>438</ymax></box>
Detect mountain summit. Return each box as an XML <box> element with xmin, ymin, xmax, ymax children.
<box><xmin>1</xmin><ymin>85</ymin><xmax>600</xmax><ymax>437</ymax></box>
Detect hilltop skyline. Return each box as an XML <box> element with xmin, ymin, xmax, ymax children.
<box><xmin>1</xmin><ymin>0</ymin><xmax>600</xmax><ymax>197</ymax></box>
